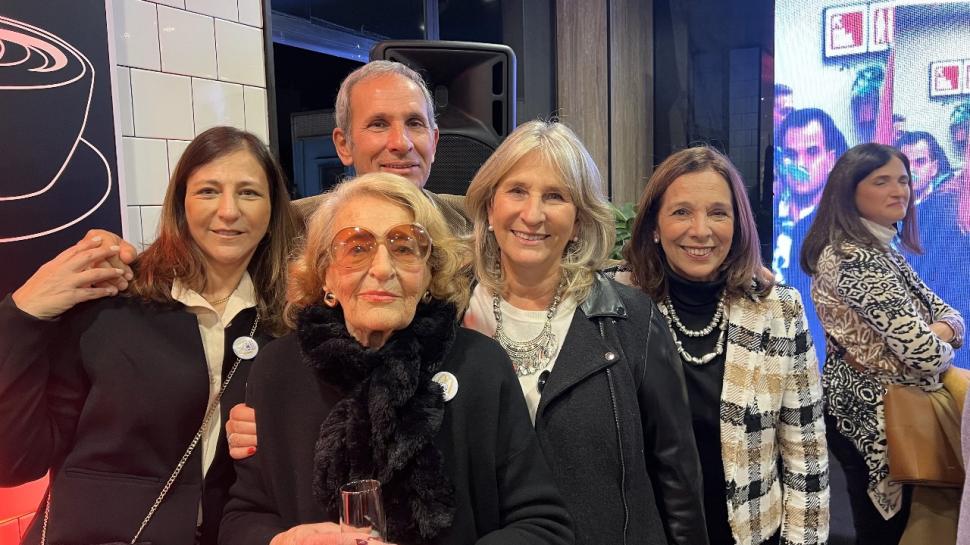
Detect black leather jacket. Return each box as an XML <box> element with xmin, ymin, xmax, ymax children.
<box><xmin>533</xmin><ymin>273</ymin><xmax>708</xmax><ymax>545</ymax></box>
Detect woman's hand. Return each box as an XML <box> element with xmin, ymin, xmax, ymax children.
<box><xmin>931</xmin><ymin>321</ymin><xmax>956</xmax><ymax>343</ymax></box>
<box><xmin>12</xmin><ymin>237</ymin><xmax>126</xmax><ymax>319</ymax></box>
<box><xmin>81</xmin><ymin>229</ymin><xmax>137</xmax><ymax>291</ymax></box>
<box><xmin>269</xmin><ymin>523</ymin><xmax>394</xmax><ymax>545</ymax></box>
<box><xmin>226</xmin><ymin>402</ymin><xmax>258</xmax><ymax>459</ymax></box>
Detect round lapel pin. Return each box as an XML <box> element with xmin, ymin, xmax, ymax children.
<box><xmin>232</xmin><ymin>336</ymin><xmax>259</xmax><ymax>360</ymax></box>
<box><xmin>432</xmin><ymin>371</ymin><xmax>459</xmax><ymax>402</ymax></box>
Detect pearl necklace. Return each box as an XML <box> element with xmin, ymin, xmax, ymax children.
<box><xmin>492</xmin><ymin>280</ymin><xmax>565</xmax><ymax>377</ymax></box>
<box><xmin>660</xmin><ymin>295</ymin><xmax>728</xmax><ymax>366</ymax></box>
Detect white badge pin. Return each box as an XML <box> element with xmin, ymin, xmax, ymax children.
<box><xmin>232</xmin><ymin>336</ymin><xmax>259</xmax><ymax>360</ymax></box>
<box><xmin>432</xmin><ymin>371</ymin><xmax>458</xmax><ymax>402</ymax></box>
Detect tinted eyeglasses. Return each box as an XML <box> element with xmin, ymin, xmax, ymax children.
<box><xmin>329</xmin><ymin>223</ymin><xmax>433</xmax><ymax>271</ymax></box>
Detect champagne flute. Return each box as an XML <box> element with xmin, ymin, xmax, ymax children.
<box><xmin>339</xmin><ymin>479</ymin><xmax>387</xmax><ymax>543</ymax></box>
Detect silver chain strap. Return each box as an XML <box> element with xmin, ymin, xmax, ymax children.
<box><xmin>42</xmin><ymin>314</ymin><xmax>259</xmax><ymax>545</ymax></box>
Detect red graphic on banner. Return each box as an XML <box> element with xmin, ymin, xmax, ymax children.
<box><xmin>935</xmin><ymin>64</ymin><xmax>960</xmax><ymax>92</ymax></box>
<box><xmin>829</xmin><ymin>10</ymin><xmax>864</xmax><ymax>50</ymax></box>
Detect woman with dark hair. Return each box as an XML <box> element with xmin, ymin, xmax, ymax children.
<box><xmin>0</xmin><ymin>126</ymin><xmax>298</xmax><ymax>545</ymax></box>
<box><xmin>623</xmin><ymin>146</ymin><xmax>829</xmax><ymax>545</ymax></box>
<box><xmin>801</xmin><ymin>143</ymin><xmax>964</xmax><ymax>545</ymax></box>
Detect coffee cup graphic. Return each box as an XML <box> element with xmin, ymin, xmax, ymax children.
<box><xmin>0</xmin><ymin>15</ymin><xmax>92</xmax><ymax>200</ymax></box>
<box><xmin>0</xmin><ymin>15</ymin><xmax>113</xmax><ymax>243</ymax></box>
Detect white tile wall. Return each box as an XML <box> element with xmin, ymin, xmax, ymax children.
<box><xmin>215</xmin><ymin>19</ymin><xmax>266</xmax><ymax>86</ymax></box>
<box><xmin>113</xmin><ymin>0</ymin><xmax>161</xmax><ymax>70</ymax></box>
<box><xmin>116</xmin><ymin>67</ymin><xmax>135</xmax><ymax>136</ymax></box>
<box><xmin>111</xmin><ymin>0</ymin><xmax>270</xmax><ymax>244</ymax></box>
<box><xmin>167</xmin><ymin>140</ymin><xmax>191</xmax><ymax>174</ymax></box>
<box><xmin>123</xmin><ymin>137</ymin><xmax>170</xmax><ymax>206</ymax></box>
<box><xmin>158</xmin><ymin>6</ymin><xmax>217</xmax><ymax>78</ymax></box>
<box><xmin>140</xmin><ymin>206</ymin><xmax>164</xmax><ymax>246</ymax></box>
<box><xmin>126</xmin><ymin>205</ymin><xmax>144</xmax><ymax>248</ymax></box>
<box><xmin>130</xmin><ymin>69</ymin><xmax>195</xmax><ymax>139</ymax></box>
<box><xmin>192</xmin><ymin>78</ymin><xmax>246</xmax><ymax>134</ymax></box>
<box><xmin>243</xmin><ymin>86</ymin><xmax>268</xmax><ymax>143</ymax></box>
<box><xmin>185</xmin><ymin>0</ymin><xmax>238</xmax><ymax>21</ymax></box>
<box><xmin>237</xmin><ymin>0</ymin><xmax>263</xmax><ymax>27</ymax></box>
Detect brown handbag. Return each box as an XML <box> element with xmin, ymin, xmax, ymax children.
<box><xmin>883</xmin><ymin>381</ymin><xmax>964</xmax><ymax>488</ymax></box>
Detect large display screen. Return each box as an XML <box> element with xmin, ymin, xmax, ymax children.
<box><xmin>774</xmin><ymin>0</ymin><xmax>970</xmax><ymax>366</ymax></box>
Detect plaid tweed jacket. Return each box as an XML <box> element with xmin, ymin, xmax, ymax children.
<box><xmin>720</xmin><ymin>284</ymin><xmax>830</xmax><ymax>545</ymax></box>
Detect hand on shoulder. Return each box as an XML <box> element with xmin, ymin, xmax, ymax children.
<box><xmin>12</xmin><ymin>236</ymin><xmax>126</xmax><ymax>319</ymax></box>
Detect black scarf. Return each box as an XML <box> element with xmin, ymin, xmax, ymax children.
<box><xmin>297</xmin><ymin>298</ymin><xmax>458</xmax><ymax>544</ymax></box>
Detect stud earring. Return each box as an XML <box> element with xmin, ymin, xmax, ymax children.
<box><xmin>323</xmin><ymin>291</ymin><xmax>338</xmax><ymax>308</ymax></box>
<box><xmin>653</xmin><ymin>234</ymin><xmax>660</xmax><ymax>244</ymax></box>
<box><xmin>572</xmin><ymin>235</ymin><xmax>579</xmax><ymax>242</ymax></box>
<box><xmin>487</xmin><ymin>224</ymin><xmax>494</xmax><ymax>232</ymax></box>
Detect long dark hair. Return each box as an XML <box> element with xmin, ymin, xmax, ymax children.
<box><xmin>624</xmin><ymin>146</ymin><xmax>774</xmax><ymax>302</ymax></box>
<box><xmin>128</xmin><ymin>126</ymin><xmax>298</xmax><ymax>335</ymax></box>
<box><xmin>800</xmin><ymin>143</ymin><xmax>921</xmax><ymax>276</ymax></box>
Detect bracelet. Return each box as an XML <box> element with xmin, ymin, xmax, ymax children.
<box><xmin>939</xmin><ymin>316</ymin><xmax>965</xmax><ymax>349</ymax></box>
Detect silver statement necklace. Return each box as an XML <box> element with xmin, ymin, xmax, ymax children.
<box><xmin>660</xmin><ymin>292</ymin><xmax>728</xmax><ymax>365</ymax></box>
<box><xmin>492</xmin><ymin>280</ymin><xmax>565</xmax><ymax>377</ymax></box>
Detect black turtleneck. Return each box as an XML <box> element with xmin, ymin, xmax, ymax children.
<box><xmin>666</xmin><ymin>268</ymin><xmax>734</xmax><ymax>545</ymax></box>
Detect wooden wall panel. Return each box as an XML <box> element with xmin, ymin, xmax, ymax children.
<box><xmin>609</xmin><ymin>0</ymin><xmax>653</xmax><ymax>203</ymax></box>
<box><xmin>555</xmin><ymin>0</ymin><xmax>609</xmax><ymax>184</ymax></box>
<box><xmin>556</xmin><ymin>0</ymin><xmax>653</xmax><ymax>204</ymax></box>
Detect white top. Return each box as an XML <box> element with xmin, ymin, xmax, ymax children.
<box><xmin>463</xmin><ymin>283</ymin><xmax>577</xmax><ymax>423</ymax></box>
<box><xmin>170</xmin><ymin>272</ymin><xmax>256</xmax><ymax>478</ymax></box>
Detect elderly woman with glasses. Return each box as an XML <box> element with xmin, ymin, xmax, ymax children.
<box><xmin>219</xmin><ymin>172</ymin><xmax>573</xmax><ymax>545</ymax></box>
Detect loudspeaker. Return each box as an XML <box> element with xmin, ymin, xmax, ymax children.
<box><xmin>371</xmin><ymin>40</ymin><xmax>516</xmax><ymax>195</ymax></box>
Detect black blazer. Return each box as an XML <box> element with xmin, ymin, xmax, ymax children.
<box><xmin>220</xmin><ymin>328</ymin><xmax>574</xmax><ymax>545</ymax></box>
<box><xmin>0</xmin><ymin>295</ymin><xmax>262</xmax><ymax>545</ymax></box>
<box><xmin>533</xmin><ymin>275</ymin><xmax>707</xmax><ymax>545</ymax></box>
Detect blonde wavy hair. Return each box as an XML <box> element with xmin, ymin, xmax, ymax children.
<box><xmin>464</xmin><ymin>120</ymin><xmax>615</xmax><ymax>304</ymax></box>
<box><xmin>285</xmin><ymin>173</ymin><xmax>470</xmax><ymax>326</ymax></box>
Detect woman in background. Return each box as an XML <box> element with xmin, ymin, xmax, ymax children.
<box><xmin>802</xmin><ymin>143</ymin><xmax>963</xmax><ymax>545</ymax></box>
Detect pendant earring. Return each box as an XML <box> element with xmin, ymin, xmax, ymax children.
<box><xmin>323</xmin><ymin>291</ymin><xmax>338</xmax><ymax>308</ymax></box>
<box><xmin>422</xmin><ymin>290</ymin><xmax>432</xmax><ymax>304</ymax></box>
<box><xmin>653</xmin><ymin>234</ymin><xmax>660</xmax><ymax>244</ymax></box>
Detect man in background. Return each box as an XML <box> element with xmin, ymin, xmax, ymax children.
<box><xmin>773</xmin><ymin>107</ymin><xmax>847</xmax><ymax>360</ymax></box>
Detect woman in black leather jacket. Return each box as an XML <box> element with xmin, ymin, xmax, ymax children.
<box><xmin>462</xmin><ymin>120</ymin><xmax>707</xmax><ymax>545</ymax></box>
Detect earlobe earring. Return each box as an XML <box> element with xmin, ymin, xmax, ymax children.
<box><xmin>323</xmin><ymin>291</ymin><xmax>338</xmax><ymax>308</ymax></box>
<box><xmin>653</xmin><ymin>234</ymin><xmax>660</xmax><ymax>244</ymax></box>
<box><xmin>487</xmin><ymin>224</ymin><xmax>494</xmax><ymax>232</ymax></box>
<box><xmin>422</xmin><ymin>291</ymin><xmax>432</xmax><ymax>304</ymax></box>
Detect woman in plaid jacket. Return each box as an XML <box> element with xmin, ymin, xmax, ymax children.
<box><xmin>621</xmin><ymin>147</ymin><xmax>830</xmax><ymax>545</ymax></box>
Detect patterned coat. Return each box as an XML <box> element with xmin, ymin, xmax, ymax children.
<box><xmin>811</xmin><ymin>241</ymin><xmax>964</xmax><ymax>518</ymax></box>
<box><xmin>720</xmin><ymin>285</ymin><xmax>829</xmax><ymax>545</ymax></box>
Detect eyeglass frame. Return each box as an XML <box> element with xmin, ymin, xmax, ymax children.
<box><xmin>326</xmin><ymin>222</ymin><xmax>434</xmax><ymax>272</ymax></box>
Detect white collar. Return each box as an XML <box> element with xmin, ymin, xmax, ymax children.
<box><xmin>860</xmin><ymin>217</ymin><xmax>896</xmax><ymax>248</ymax></box>
<box><xmin>171</xmin><ymin>271</ymin><xmax>257</xmax><ymax>316</ymax></box>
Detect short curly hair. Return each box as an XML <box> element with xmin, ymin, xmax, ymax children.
<box><xmin>286</xmin><ymin>173</ymin><xmax>470</xmax><ymax>326</ymax></box>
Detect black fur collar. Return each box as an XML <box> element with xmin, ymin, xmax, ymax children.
<box><xmin>297</xmin><ymin>298</ymin><xmax>458</xmax><ymax>543</ymax></box>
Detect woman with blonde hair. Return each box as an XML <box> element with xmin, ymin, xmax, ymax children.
<box><xmin>462</xmin><ymin>120</ymin><xmax>705</xmax><ymax>545</ymax></box>
<box><xmin>220</xmin><ymin>172</ymin><xmax>573</xmax><ymax>545</ymax></box>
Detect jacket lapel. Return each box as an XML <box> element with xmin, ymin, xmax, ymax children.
<box><xmin>719</xmin><ymin>297</ymin><xmax>767</xmax><ymax>487</ymax></box>
<box><xmin>536</xmin><ymin>309</ymin><xmax>619</xmax><ymax>417</ymax></box>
